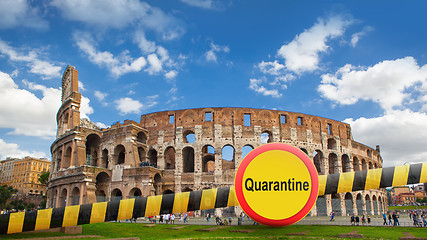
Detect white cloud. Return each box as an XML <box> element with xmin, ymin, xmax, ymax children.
<box><xmin>134</xmin><ymin>31</ymin><xmax>157</xmax><ymax>54</ymax></box>
<box><xmin>350</xmin><ymin>26</ymin><xmax>374</xmax><ymax>47</ymax></box>
<box><xmin>0</xmin><ymin>39</ymin><xmax>62</xmax><ymax>79</ymax></box>
<box><xmin>345</xmin><ymin>109</ymin><xmax>427</xmax><ymax>167</ymax></box>
<box><xmin>277</xmin><ymin>15</ymin><xmax>353</xmax><ymax>74</ymax></box>
<box><xmin>0</xmin><ymin>0</ymin><xmax>48</xmax><ymax>30</ymax></box>
<box><xmin>205</xmin><ymin>42</ymin><xmax>230</xmax><ymax>63</ymax></box>
<box><xmin>258</xmin><ymin>61</ymin><xmax>285</xmax><ymax>75</ymax></box>
<box><xmin>165</xmin><ymin>70</ymin><xmax>178</xmax><ymax>79</ymax></box>
<box><xmin>94</xmin><ymin>90</ymin><xmax>107</xmax><ymax>101</ymax></box>
<box><xmin>249</xmin><ymin>78</ymin><xmax>282</xmax><ymax>98</ymax></box>
<box><xmin>146</xmin><ymin>54</ymin><xmax>163</xmax><ymax>74</ymax></box>
<box><xmin>318</xmin><ymin>57</ymin><xmax>427</xmax><ymax>111</ymax></box>
<box><xmin>74</xmin><ymin>31</ymin><xmax>147</xmax><ymax>77</ymax></box>
<box><xmin>115</xmin><ymin>97</ymin><xmax>144</xmax><ymax>115</ymax></box>
<box><xmin>0</xmin><ymin>72</ymin><xmax>61</xmax><ymax>138</ymax></box>
<box><xmin>180</xmin><ymin>0</ymin><xmax>219</xmax><ymax>10</ymax></box>
<box><xmin>80</xmin><ymin>96</ymin><xmax>94</xmax><ymax>119</ymax></box>
<box><xmin>95</xmin><ymin>122</ymin><xmax>108</xmax><ymax>129</ymax></box>
<box><xmin>0</xmin><ymin>138</ymin><xmax>47</xmax><ymax>160</ymax></box>
<box><xmin>51</xmin><ymin>0</ymin><xmax>184</xmax><ymax>40</ymax></box>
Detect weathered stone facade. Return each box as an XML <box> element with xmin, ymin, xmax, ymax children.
<box><xmin>47</xmin><ymin>66</ymin><xmax>387</xmax><ymax>217</ymax></box>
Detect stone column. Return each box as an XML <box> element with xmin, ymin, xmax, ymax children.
<box><xmin>214</xmin><ymin>147</ymin><xmax>222</xmax><ymax>186</ymax></box>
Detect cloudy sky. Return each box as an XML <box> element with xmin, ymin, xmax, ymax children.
<box><xmin>1</xmin><ymin>0</ymin><xmax>427</xmax><ymax>168</ymax></box>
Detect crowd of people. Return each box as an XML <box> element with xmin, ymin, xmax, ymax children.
<box><xmin>408</xmin><ymin>210</ymin><xmax>427</xmax><ymax>227</ymax></box>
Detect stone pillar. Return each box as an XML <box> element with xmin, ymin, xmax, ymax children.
<box><xmin>326</xmin><ymin>194</ymin><xmax>332</xmax><ymax>217</ymax></box>
<box><xmin>175</xmin><ymin>149</ymin><xmax>183</xmax><ymax>193</ymax></box>
<box><xmin>214</xmin><ymin>147</ymin><xmax>222</xmax><ymax>186</ymax></box>
<box><xmin>339</xmin><ymin>193</ymin><xmax>346</xmax><ymax>216</ymax></box>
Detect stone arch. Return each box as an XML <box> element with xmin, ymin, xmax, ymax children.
<box><xmin>56</xmin><ymin>150</ymin><xmax>62</xmax><ymax>171</ymax></box>
<box><xmin>111</xmin><ymin>189</ymin><xmax>122</xmax><ymax>201</ymax></box>
<box><xmin>353</xmin><ymin>157</ymin><xmax>360</xmax><ymax>171</ymax></box>
<box><xmin>114</xmin><ymin>144</ymin><xmax>125</xmax><ymax>165</ymax></box>
<box><xmin>129</xmin><ymin>188</ymin><xmax>142</xmax><ymax>198</ymax></box>
<box><xmin>331</xmin><ymin>193</ymin><xmax>342</xmax><ymax>216</ymax></box>
<box><xmin>63</xmin><ymin>112</ymin><xmax>69</xmax><ymax>131</ymax></box>
<box><xmin>316</xmin><ymin>196</ymin><xmax>327</xmax><ymax>216</ymax></box>
<box><xmin>327</xmin><ymin>138</ymin><xmax>337</xmax><ymax>150</ymax></box>
<box><xmin>102</xmin><ymin>149</ymin><xmax>109</xmax><ymax>168</ymax></box>
<box><xmin>183</xmin><ymin>147</ymin><xmax>195</xmax><ymax>173</ymax></box>
<box><xmin>328</xmin><ymin>153</ymin><xmax>338</xmax><ymax>174</ymax></box>
<box><xmin>86</xmin><ymin>134</ymin><xmax>101</xmax><ymax>166</ymax></box>
<box><xmin>182</xmin><ymin>187</ymin><xmax>192</xmax><ymax>192</ymax></box>
<box><xmin>313</xmin><ymin>150</ymin><xmax>324</xmax><ymax>175</ymax></box>
<box><xmin>356</xmin><ymin>193</ymin><xmax>363</xmax><ymax>215</ymax></box>
<box><xmin>137</xmin><ymin>131</ymin><xmax>147</xmax><ymax>144</ymax></box>
<box><xmin>261</xmin><ymin>130</ymin><xmax>272</xmax><ymax>144</ymax></box>
<box><xmin>368</xmin><ymin>162</ymin><xmax>373</xmax><ymax>169</ymax></box>
<box><xmin>96</xmin><ymin>172</ymin><xmax>110</xmax><ymax>202</ymax></box>
<box><xmin>378</xmin><ymin>196</ymin><xmax>383</xmax><ymax>214</ymax></box>
<box><xmin>365</xmin><ymin>194</ymin><xmax>371</xmax><ymax>215</ymax></box>
<box><xmin>164</xmin><ymin>146</ymin><xmax>175</xmax><ymax>169</ymax></box>
<box><xmin>154</xmin><ymin>173</ymin><xmax>162</xmax><ymax>195</ymax></box>
<box><xmin>361</xmin><ymin>159</ymin><xmax>367</xmax><ymax>171</ymax></box>
<box><xmin>183</xmin><ymin>130</ymin><xmax>195</xmax><ymax>143</ymax></box>
<box><xmin>71</xmin><ymin>187</ymin><xmax>80</xmax><ymax>205</ymax></box>
<box><xmin>138</xmin><ymin>147</ymin><xmax>146</xmax><ymax>164</ymax></box>
<box><xmin>163</xmin><ymin>189</ymin><xmax>174</xmax><ymax>194</ymax></box>
<box><xmin>63</xmin><ymin>147</ymin><xmax>72</xmax><ymax>169</ymax></box>
<box><xmin>345</xmin><ymin>192</ymin><xmax>354</xmax><ymax>216</ymax></box>
<box><xmin>147</xmin><ymin>149</ymin><xmax>158</xmax><ymax>167</ymax></box>
<box><xmin>241</xmin><ymin>145</ymin><xmax>254</xmax><ymax>159</ymax></box>
<box><xmin>96</xmin><ymin>171</ymin><xmax>110</xmax><ymax>183</ymax></box>
<box><xmin>222</xmin><ymin>145</ymin><xmax>235</xmax><ymax>170</ymax></box>
<box><xmin>342</xmin><ymin>154</ymin><xmax>351</xmax><ymax>172</ymax></box>
<box><xmin>52</xmin><ymin>189</ymin><xmax>58</xmax><ymax>208</ymax></box>
<box><xmin>367</xmin><ymin>149</ymin><xmax>372</xmax><ymax>158</ymax></box>
<box><xmin>95</xmin><ymin>189</ymin><xmax>106</xmax><ymax>202</ymax></box>
<box><xmin>59</xmin><ymin>188</ymin><xmax>67</xmax><ymax>207</ymax></box>
<box><xmin>202</xmin><ymin>145</ymin><xmax>215</xmax><ymax>173</ymax></box>
<box><xmin>374</xmin><ymin>163</ymin><xmax>378</xmax><ymax>169</ymax></box>
<box><xmin>372</xmin><ymin>195</ymin><xmax>378</xmax><ymax>215</ymax></box>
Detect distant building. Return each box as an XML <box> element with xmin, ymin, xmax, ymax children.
<box><xmin>0</xmin><ymin>157</ymin><xmax>51</xmax><ymax>196</ymax></box>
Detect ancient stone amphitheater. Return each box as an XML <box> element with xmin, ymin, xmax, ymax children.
<box><xmin>47</xmin><ymin>66</ymin><xmax>387</xmax><ymax>217</ymax></box>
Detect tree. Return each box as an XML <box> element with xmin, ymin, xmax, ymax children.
<box><xmin>0</xmin><ymin>185</ymin><xmax>18</xmax><ymax>207</ymax></box>
<box><xmin>38</xmin><ymin>172</ymin><xmax>50</xmax><ymax>186</ymax></box>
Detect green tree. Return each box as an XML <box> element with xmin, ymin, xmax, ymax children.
<box><xmin>38</xmin><ymin>172</ymin><xmax>49</xmax><ymax>185</ymax></box>
<box><xmin>0</xmin><ymin>185</ymin><xmax>18</xmax><ymax>207</ymax></box>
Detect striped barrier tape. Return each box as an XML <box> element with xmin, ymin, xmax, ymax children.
<box><xmin>1</xmin><ymin>162</ymin><xmax>426</xmax><ymax>234</ymax></box>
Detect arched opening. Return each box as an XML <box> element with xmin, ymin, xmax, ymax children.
<box><xmin>86</xmin><ymin>134</ymin><xmax>101</xmax><ymax>166</ymax></box>
<box><xmin>368</xmin><ymin>162</ymin><xmax>373</xmax><ymax>169</ymax></box>
<box><xmin>316</xmin><ymin>196</ymin><xmax>327</xmax><ymax>216</ymax></box>
<box><xmin>374</xmin><ymin>163</ymin><xmax>378</xmax><ymax>169</ymax></box>
<box><xmin>63</xmin><ymin>113</ymin><xmax>69</xmax><ymax>131</ymax></box>
<box><xmin>137</xmin><ymin>132</ymin><xmax>147</xmax><ymax>144</ymax></box>
<box><xmin>183</xmin><ymin>147</ymin><xmax>195</xmax><ymax>173</ymax></box>
<box><xmin>95</xmin><ymin>189</ymin><xmax>106</xmax><ymax>202</ymax></box>
<box><xmin>102</xmin><ymin>149</ymin><xmax>109</xmax><ymax>168</ymax></box>
<box><xmin>182</xmin><ymin>187</ymin><xmax>192</xmax><ymax>192</ymax></box>
<box><xmin>361</xmin><ymin>159</ymin><xmax>367</xmax><ymax>171</ymax></box>
<box><xmin>96</xmin><ymin>172</ymin><xmax>110</xmax><ymax>184</ymax></box>
<box><xmin>345</xmin><ymin>192</ymin><xmax>353</xmax><ymax>216</ymax></box>
<box><xmin>367</xmin><ymin>149</ymin><xmax>372</xmax><ymax>158</ymax></box>
<box><xmin>261</xmin><ymin>131</ymin><xmax>272</xmax><ymax>144</ymax></box>
<box><xmin>378</xmin><ymin>196</ymin><xmax>383</xmax><ymax>214</ymax></box>
<box><xmin>56</xmin><ymin>150</ymin><xmax>62</xmax><ymax>171</ymax></box>
<box><xmin>313</xmin><ymin>150</ymin><xmax>323</xmax><ymax>174</ymax></box>
<box><xmin>241</xmin><ymin>145</ymin><xmax>254</xmax><ymax>159</ymax></box>
<box><xmin>154</xmin><ymin>173</ymin><xmax>162</xmax><ymax>195</ymax></box>
<box><xmin>342</xmin><ymin>154</ymin><xmax>351</xmax><ymax>173</ymax></box>
<box><xmin>111</xmin><ymin>189</ymin><xmax>122</xmax><ymax>201</ymax></box>
<box><xmin>365</xmin><ymin>194</ymin><xmax>371</xmax><ymax>215</ymax></box>
<box><xmin>59</xmin><ymin>188</ymin><xmax>67</xmax><ymax>207</ymax></box>
<box><xmin>52</xmin><ymin>189</ymin><xmax>58</xmax><ymax>208</ymax></box>
<box><xmin>327</xmin><ymin>138</ymin><xmax>336</xmax><ymax>150</ymax></box>
<box><xmin>222</xmin><ymin>145</ymin><xmax>235</xmax><ymax>170</ymax></box>
<box><xmin>114</xmin><ymin>145</ymin><xmax>125</xmax><ymax>165</ymax></box>
<box><xmin>129</xmin><ymin>188</ymin><xmax>142</xmax><ymax>199</ymax></box>
<box><xmin>356</xmin><ymin>193</ymin><xmax>363</xmax><ymax>215</ymax></box>
<box><xmin>138</xmin><ymin>147</ymin><xmax>146</xmax><ymax>164</ymax></box>
<box><xmin>165</xmin><ymin>147</ymin><xmax>176</xmax><ymax>169</ymax></box>
<box><xmin>147</xmin><ymin>149</ymin><xmax>157</xmax><ymax>167</ymax></box>
<box><xmin>328</xmin><ymin>153</ymin><xmax>338</xmax><ymax>174</ymax></box>
<box><xmin>64</xmin><ymin>147</ymin><xmax>72</xmax><ymax>169</ymax></box>
<box><xmin>183</xmin><ymin>130</ymin><xmax>195</xmax><ymax>143</ymax></box>
<box><xmin>331</xmin><ymin>193</ymin><xmax>342</xmax><ymax>216</ymax></box>
<box><xmin>163</xmin><ymin>189</ymin><xmax>174</xmax><ymax>194</ymax></box>
<box><xmin>372</xmin><ymin>195</ymin><xmax>378</xmax><ymax>215</ymax></box>
<box><xmin>202</xmin><ymin>145</ymin><xmax>215</xmax><ymax>173</ymax></box>
<box><xmin>71</xmin><ymin>187</ymin><xmax>80</xmax><ymax>205</ymax></box>
<box><xmin>353</xmin><ymin>157</ymin><xmax>360</xmax><ymax>171</ymax></box>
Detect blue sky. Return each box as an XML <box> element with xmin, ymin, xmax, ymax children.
<box><xmin>1</xmin><ymin>0</ymin><xmax>427</xmax><ymax>167</ymax></box>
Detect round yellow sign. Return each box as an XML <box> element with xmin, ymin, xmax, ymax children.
<box><xmin>235</xmin><ymin>143</ymin><xmax>319</xmax><ymax>226</ymax></box>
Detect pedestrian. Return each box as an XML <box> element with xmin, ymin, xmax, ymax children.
<box><xmin>170</xmin><ymin>214</ymin><xmax>175</xmax><ymax>224</ymax></box>
<box><xmin>367</xmin><ymin>215</ymin><xmax>371</xmax><ymax>224</ymax></box>
<box><xmin>330</xmin><ymin>211</ymin><xmax>335</xmax><ymax>221</ymax></box>
<box><xmin>183</xmin><ymin>213</ymin><xmax>188</xmax><ymax>223</ymax></box>
<box><xmin>361</xmin><ymin>215</ymin><xmax>365</xmax><ymax>225</ymax></box>
<box><xmin>216</xmin><ymin>216</ymin><xmax>220</xmax><ymax>225</ymax></box>
<box><xmin>228</xmin><ymin>216</ymin><xmax>232</xmax><ymax>225</ymax></box>
<box><xmin>355</xmin><ymin>216</ymin><xmax>360</xmax><ymax>226</ymax></box>
<box><xmin>159</xmin><ymin>214</ymin><xmax>163</xmax><ymax>223</ymax></box>
<box><xmin>206</xmin><ymin>213</ymin><xmax>210</xmax><ymax>222</ymax></box>
<box><xmin>383</xmin><ymin>212</ymin><xmax>387</xmax><ymax>225</ymax></box>
<box><xmin>396</xmin><ymin>212</ymin><xmax>400</xmax><ymax>226</ymax></box>
<box><xmin>388</xmin><ymin>213</ymin><xmax>392</xmax><ymax>225</ymax></box>
<box><xmin>351</xmin><ymin>215</ymin><xmax>355</xmax><ymax>226</ymax></box>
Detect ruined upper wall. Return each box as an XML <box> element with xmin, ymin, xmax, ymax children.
<box><xmin>140</xmin><ymin>107</ymin><xmax>353</xmax><ymax>144</ymax></box>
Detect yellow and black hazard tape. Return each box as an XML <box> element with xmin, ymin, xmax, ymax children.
<box><xmin>1</xmin><ymin>163</ymin><xmax>426</xmax><ymax>234</ymax></box>
<box><xmin>0</xmin><ymin>186</ymin><xmax>238</xmax><ymax>234</ymax></box>
<box><xmin>318</xmin><ymin>162</ymin><xmax>427</xmax><ymax>196</ymax></box>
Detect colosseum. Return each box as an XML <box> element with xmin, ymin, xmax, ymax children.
<box><xmin>47</xmin><ymin>66</ymin><xmax>387</xmax><ymax>217</ymax></box>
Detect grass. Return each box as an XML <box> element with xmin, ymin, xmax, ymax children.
<box><xmin>388</xmin><ymin>205</ymin><xmax>427</xmax><ymax>210</ymax></box>
<box><xmin>2</xmin><ymin>222</ymin><xmax>427</xmax><ymax>240</ymax></box>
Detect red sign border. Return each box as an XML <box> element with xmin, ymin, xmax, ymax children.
<box><xmin>235</xmin><ymin>143</ymin><xmax>319</xmax><ymax>226</ymax></box>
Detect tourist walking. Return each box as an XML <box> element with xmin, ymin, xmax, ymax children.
<box><xmin>183</xmin><ymin>213</ymin><xmax>188</xmax><ymax>223</ymax></box>
<box><xmin>383</xmin><ymin>213</ymin><xmax>387</xmax><ymax>225</ymax></box>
